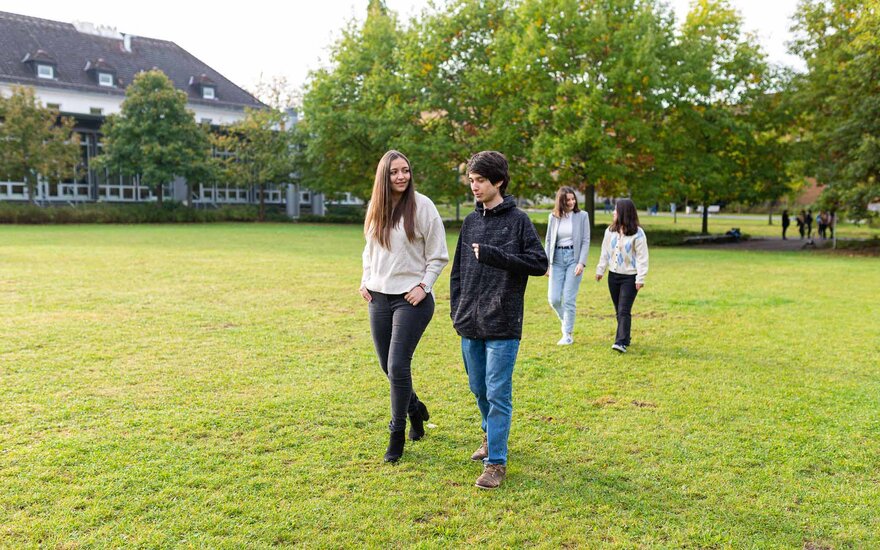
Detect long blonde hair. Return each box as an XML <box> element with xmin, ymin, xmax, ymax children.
<box><xmin>364</xmin><ymin>150</ymin><xmax>416</xmax><ymax>249</ymax></box>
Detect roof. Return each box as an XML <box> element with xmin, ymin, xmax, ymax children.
<box><xmin>0</xmin><ymin>10</ymin><xmax>264</xmax><ymax>110</ymax></box>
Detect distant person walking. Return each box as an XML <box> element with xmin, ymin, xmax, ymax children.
<box><xmin>545</xmin><ymin>186</ymin><xmax>590</xmax><ymax>345</ymax></box>
<box><xmin>817</xmin><ymin>211</ymin><xmax>828</xmax><ymax>239</ymax></box>
<box><xmin>796</xmin><ymin>210</ymin><xmax>806</xmax><ymax>240</ymax></box>
<box><xmin>806</xmin><ymin>209</ymin><xmax>814</xmax><ymax>240</ymax></box>
<box><xmin>781</xmin><ymin>210</ymin><xmax>791</xmax><ymax>240</ymax></box>
<box><xmin>360</xmin><ymin>150</ymin><xmax>449</xmax><ymax>463</ymax></box>
<box><xmin>595</xmin><ymin>199</ymin><xmax>649</xmax><ymax>354</ymax></box>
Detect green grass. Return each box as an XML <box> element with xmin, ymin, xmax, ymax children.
<box><xmin>1</xmin><ymin>223</ymin><xmax>878</xmax><ymax>548</ymax></box>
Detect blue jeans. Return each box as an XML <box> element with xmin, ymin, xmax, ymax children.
<box><xmin>461</xmin><ymin>337</ymin><xmax>520</xmax><ymax>465</ymax></box>
<box><xmin>548</xmin><ymin>248</ymin><xmax>582</xmax><ymax>334</ymax></box>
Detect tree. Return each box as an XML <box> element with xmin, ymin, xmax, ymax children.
<box><xmin>664</xmin><ymin>0</ymin><xmax>771</xmax><ymax>234</ymax></box>
<box><xmin>0</xmin><ymin>86</ymin><xmax>81</xmax><ymax>203</ymax></box>
<box><xmin>217</xmin><ymin>107</ymin><xmax>295</xmax><ymax>221</ymax></box>
<box><xmin>790</xmin><ymin>0</ymin><xmax>880</xmax><ymax>220</ymax></box>
<box><xmin>506</xmin><ymin>0</ymin><xmax>678</xmax><ymax>227</ymax></box>
<box><xmin>299</xmin><ymin>0</ymin><xmax>412</xmax><ymax>201</ymax></box>
<box><xmin>95</xmin><ymin>69</ymin><xmax>210</xmax><ymax>205</ymax></box>
<box><xmin>402</xmin><ymin>0</ymin><xmax>519</xmax><ymax>206</ymax></box>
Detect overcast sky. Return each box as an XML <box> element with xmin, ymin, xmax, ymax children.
<box><xmin>3</xmin><ymin>0</ymin><xmax>804</xmax><ymax>97</ymax></box>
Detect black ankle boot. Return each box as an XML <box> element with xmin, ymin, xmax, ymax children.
<box><xmin>384</xmin><ymin>429</ymin><xmax>406</xmax><ymax>462</ymax></box>
<box><xmin>408</xmin><ymin>401</ymin><xmax>430</xmax><ymax>441</ymax></box>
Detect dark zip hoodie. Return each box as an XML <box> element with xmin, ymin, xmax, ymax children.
<box><xmin>450</xmin><ymin>195</ymin><xmax>548</xmax><ymax>340</ymax></box>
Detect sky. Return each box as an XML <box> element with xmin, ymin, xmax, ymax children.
<box><xmin>3</xmin><ymin>0</ymin><xmax>805</xmax><ymax>98</ymax></box>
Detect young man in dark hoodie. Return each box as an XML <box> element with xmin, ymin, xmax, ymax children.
<box><xmin>450</xmin><ymin>151</ymin><xmax>548</xmax><ymax>489</ymax></box>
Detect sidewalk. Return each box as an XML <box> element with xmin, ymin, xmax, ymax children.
<box><xmin>693</xmin><ymin>237</ymin><xmax>834</xmax><ymax>251</ymax></box>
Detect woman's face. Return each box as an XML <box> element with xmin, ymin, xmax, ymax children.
<box><xmin>564</xmin><ymin>193</ymin><xmax>576</xmax><ymax>212</ymax></box>
<box><xmin>389</xmin><ymin>157</ymin><xmax>411</xmax><ymax>197</ymax></box>
<box><xmin>613</xmin><ymin>208</ymin><xmax>619</xmax><ymax>223</ymax></box>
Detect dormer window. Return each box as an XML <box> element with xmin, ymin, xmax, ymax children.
<box><xmin>23</xmin><ymin>50</ymin><xmax>58</xmax><ymax>80</ymax></box>
<box><xmin>84</xmin><ymin>59</ymin><xmax>117</xmax><ymax>88</ymax></box>
<box><xmin>190</xmin><ymin>73</ymin><xmax>217</xmax><ymax>101</ymax></box>
<box><xmin>98</xmin><ymin>72</ymin><xmax>114</xmax><ymax>87</ymax></box>
<box><xmin>37</xmin><ymin>64</ymin><xmax>55</xmax><ymax>79</ymax></box>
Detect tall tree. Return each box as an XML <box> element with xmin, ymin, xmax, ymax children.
<box><xmin>507</xmin><ymin>0</ymin><xmax>677</xmax><ymax>226</ymax></box>
<box><xmin>220</xmin><ymin>107</ymin><xmax>295</xmax><ymax>221</ymax></box>
<box><xmin>664</xmin><ymin>0</ymin><xmax>770</xmax><ymax>234</ymax></box>
<box><xmin>403</xmin><ymin>0</ymin><xmax>518</xmax><ymax>205</ymax></box>
<box><xmin>790</xmin><ymin>0</ymin><xmax>880</xmax><ymax>219</ymax></box>
<box><xmin>298</xmin><ymin>1</ymin><xmax>412</xmax><ymax>201</ymax></box>
<box><xmin>95</xmin><ymin>69</ymin><xmax>209</xmax><ymax>205</ymax></box>
<box><xmin>0</xmin><ymin>86</ymin><xmax>81</xmax><ymax>203</ymax></box>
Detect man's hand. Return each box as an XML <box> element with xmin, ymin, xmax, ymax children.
<box><xmin>595</xmin><ymin>274</ymin><xmax>603</xmax><ymax>281</ymax></box>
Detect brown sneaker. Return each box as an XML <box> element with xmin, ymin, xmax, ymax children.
<box><xmin>475</xmin><ymin>464</ymin><xmax>506</xmax><ymax>489</ymax></box>
<box><xmin>470</xmin><ymin>433</ymin><xmax>488</xmax><ymax>462</ymax></box>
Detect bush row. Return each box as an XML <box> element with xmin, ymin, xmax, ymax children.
<box><xmin>0</xmin><ymin>202</ymin><xmax>291</xmax><ymax>224</ymax></box>
<box><xmin>0</xmin><ymin>202</ymin><xmax>701</xmax><ymax>245</ymax></box>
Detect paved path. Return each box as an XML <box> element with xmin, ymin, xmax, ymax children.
<box><xmin>694</xmin><ymin>237</ymin><xmax>836</xmax><ymax>251</ymax></box>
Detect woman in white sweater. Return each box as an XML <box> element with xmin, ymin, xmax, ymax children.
<box><xmin>359</xmin><ymin>150</ymin><xmax>449</xmax><ymax>462</ymax></box>
<box><xmin>544</xmin><ymin>186</ymin><xmax>590</xmax><ymax>345</ymax></box>
<box><xmin>595</xmin><ymin>199</ymin><xmax>649</xmax><ymax>354</ymax></box>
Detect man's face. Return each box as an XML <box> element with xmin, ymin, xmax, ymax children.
<box><xmin>468</xmin><ymin>172</ymin><xmax>501</xmax><ymax>204</ymax></box>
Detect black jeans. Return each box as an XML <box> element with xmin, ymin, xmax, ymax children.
<box><xmin>368</xmin><ymin>291</ymin><xmax>435</xmax><ymax>432</ymax></box>
<box><xmin>608</xmin><ymin>272</ymin><xmax>638</xmax><ymax>346</ymax></box>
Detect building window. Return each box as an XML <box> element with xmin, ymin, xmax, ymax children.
<box><xmin>200</xmin><ymin>118</ymin><xmax>212</xmax><ymax>125</ymax></box>
<box><xmin>98</xmin><ymin>72</ymin><xmax>114</xmax><ymax>87</ymax></box>
<box><xmin>90</xmin><ymin>107</ymin><xmax>103</xmax><ymax>116</ymax></box>
<box><xmin>46</xmin><ymin>103</ymin><xmax>61</xmax><ymax>110</ymax></box>
<box><xmin>37</xmin><ymin>64</ymin><xmax>54</xmax><ymax>79</ymax></box>
<box><xmin>202</xmin><ymin>86</ymin><xmax>215</xmax><ymax>100</ymax></box>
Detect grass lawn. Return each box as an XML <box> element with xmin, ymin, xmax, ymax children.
<box><xmin>1</xmin><ymin>223</ymin><xmax>878</xmax><ymax>548</ymax></box>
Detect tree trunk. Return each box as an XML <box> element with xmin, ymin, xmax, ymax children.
<box><xmin>768</xmin><ymin>200</ymin><xmax>774</xmax><ymax>225</ymax></box>
<box><xmin>187</xmin><ymin>182</ymin><xmax>193</xmax><ymax>208</ymax></box>
<box><xmin>583</xmin><ymin>183</ymin><xmax>596</xmax><ymax>233</ymax></box>
<box><xmin>156</xmin><ymin>183</ymin><xmax>164</xmax><ymax>206</ymax></box>
<box><xmin>701</xmin><ymin>202</ymin><xmax>709</xmax><ymax>234</ymax></box>
<box><xmin>25</xmin><ymin>173</ymin><xmax>37</xmax><ymax>205</ymax></box>
<box><xmin>259</xmin><ymin>183</ymin><xmax>265</xmax><ymax>222</ymax></box>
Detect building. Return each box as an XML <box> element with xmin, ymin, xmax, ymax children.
<box><xmin>0</xmin><ymin>10</ymin><xmax>324</xmax><ymax>215</ymax></box>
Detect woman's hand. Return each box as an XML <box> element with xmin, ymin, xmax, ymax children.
<box><xmin>574</xmin><ymin>263</ymin><xmax>584</xmax><ymax>276</ymax></box>
<box><xmin>544</xmin><ymin>268</ymin><xmax>550</xmax><ymax>277</ymax></box>
<box><xmin>595</xmin><ymin>274</ymin><xmax>603</xmax><ymax>281</ymax></box>
<box><xmin>359</xmin><ymin>285</ymin><xmax>372</xmax><ymax>302</ymax></box>
<box><xmin>404</xmin><ymin>285</ymin><xmax>427</xmax><ymax>306</ymax></box>
<box><xmin>635</xmin><ymin>283</ymin><xmax>644</xmax><ymax>290</ymax></box>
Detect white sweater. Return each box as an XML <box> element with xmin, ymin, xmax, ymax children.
<box><xmin>595</xmin><ymin>227</ymin><xmax>649</xmax><ymax>285</ymax></box>
<box><xmin>362</xmin><ymin>192</ymin><xmax>449</xmax><ymax>294</ymax></box>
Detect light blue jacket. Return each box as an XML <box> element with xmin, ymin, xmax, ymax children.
<box><xmin>544</xmin><ymin>210</ymin><xmax>590</xmax><ymax>266</ymax></box>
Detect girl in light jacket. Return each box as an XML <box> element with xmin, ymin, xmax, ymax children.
<box><xmin>595</xmin><ymin>198</ymin><xmax>649</xmax><ymax>353</ymax></box>
<box><xmin>359</xmin><ymin>150</ymin><xmax>449</xmax><ymax>462</ymax></box>
<box><xmin>545</xmin><ymin>186</ymin><xmax>590</xmax><ymax>345</ymax></box>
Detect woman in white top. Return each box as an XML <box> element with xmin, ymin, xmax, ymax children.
<box><xmin>544</xmin><ymin>186</ymin><xmax>590</xmax><ymax>345</ymax></box>
<box><xmin>595</xmin><ymin>198</ymin><xmax>649</xmax><ymax>354</ymax></box>
<box><xmin>359</xmin><ymin>150</ymin><xmax>449</xmax><ymax>462</ymax></box>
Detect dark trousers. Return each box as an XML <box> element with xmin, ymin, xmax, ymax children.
<box><xmin>368</xmin><ymin>291</ymin><xmax>434</xmax><ymax>432</ymax></box>
<box><xmin>608</xmin><ymin>272</ymin><xmax>638</xmax><ymax>346</ymax></box>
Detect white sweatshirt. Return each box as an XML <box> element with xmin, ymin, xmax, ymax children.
<box><xmin>362</xmin><ymin>192</ymin><xmax>449</xmax><ymax>294</ymax></box>
<box><xmin>595</xmin><ymin>227</ymin><xmax>649</xmax><ymax>285</ymax></box>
